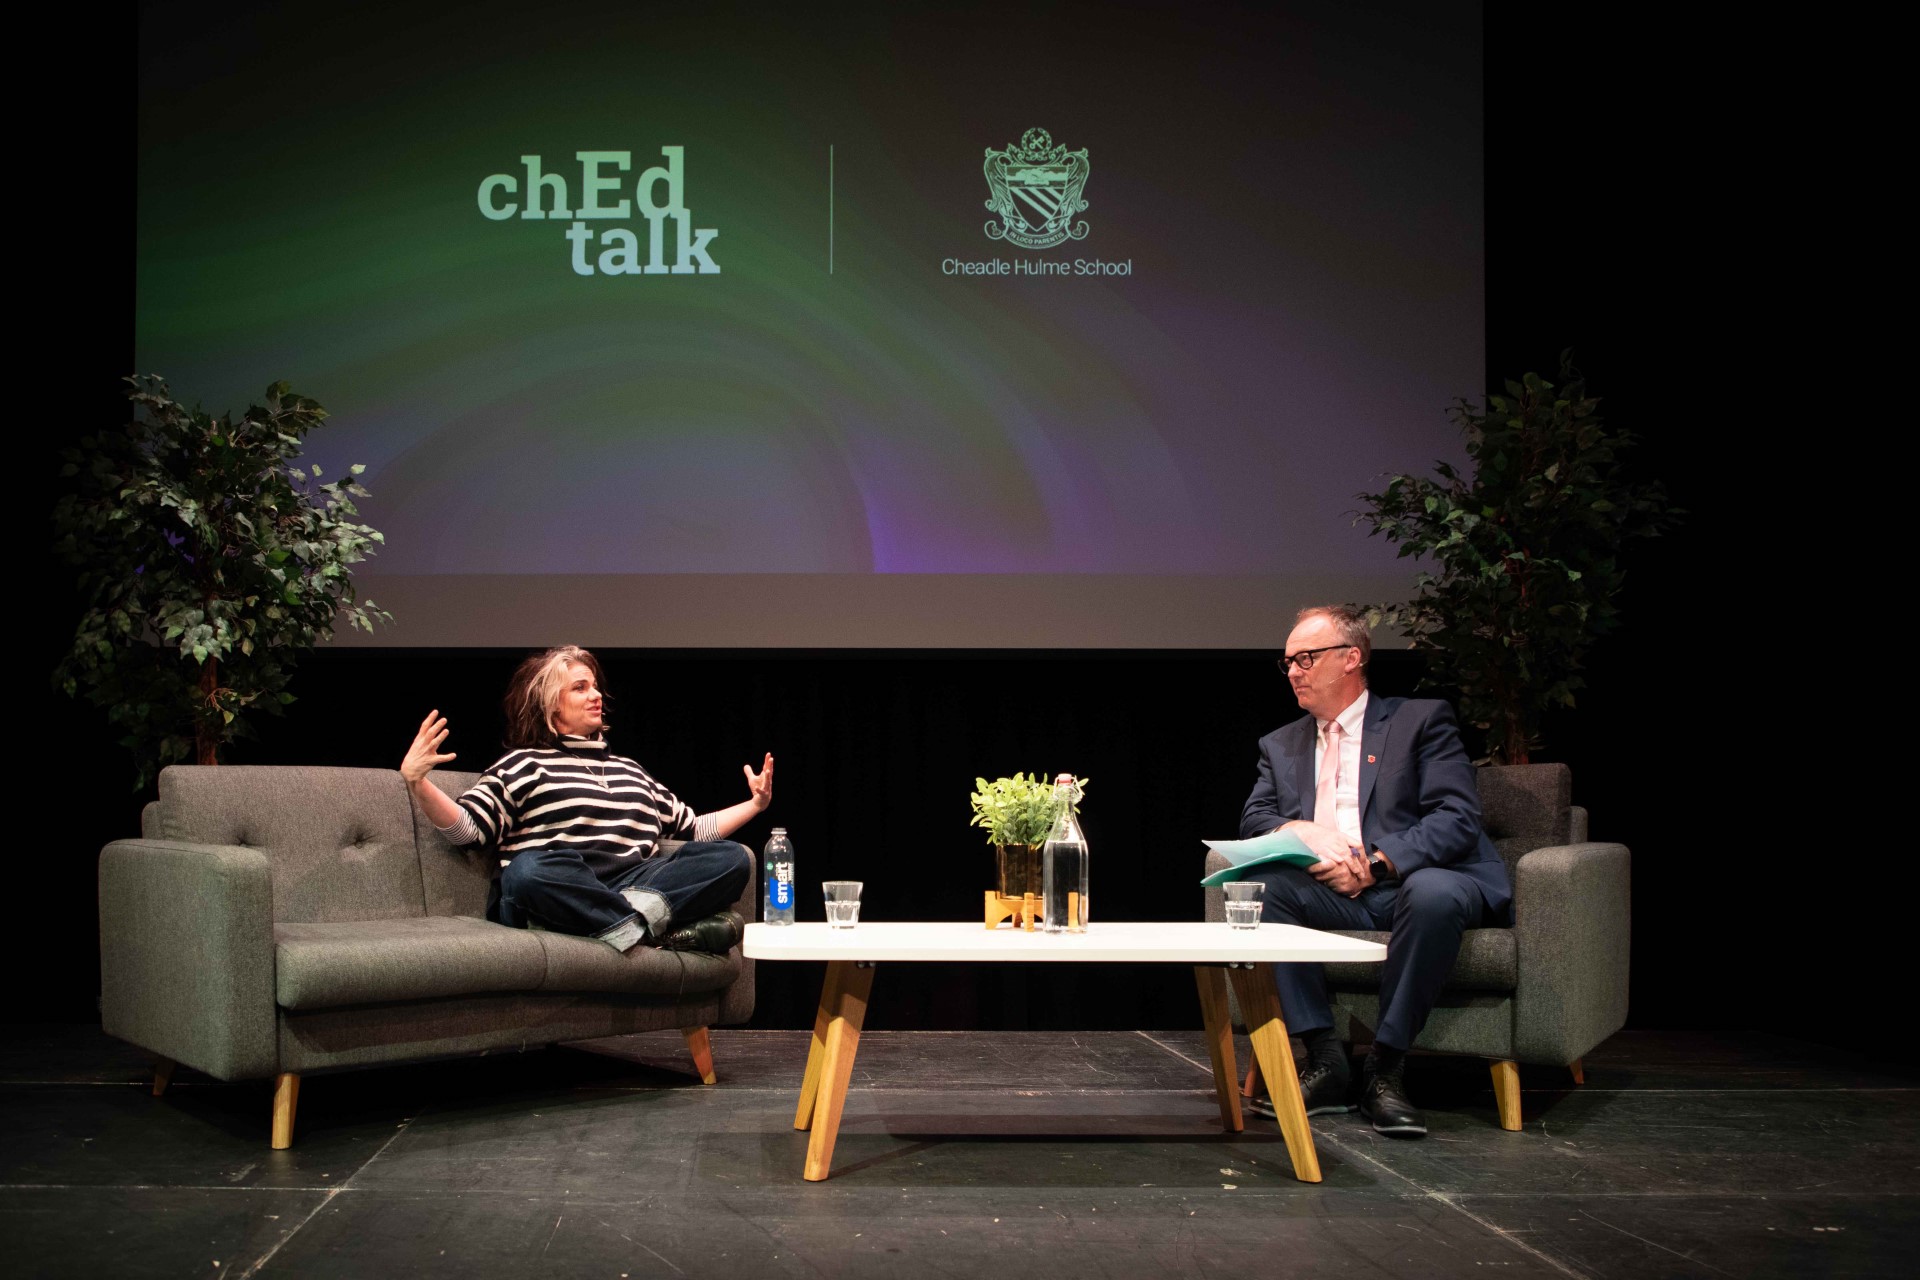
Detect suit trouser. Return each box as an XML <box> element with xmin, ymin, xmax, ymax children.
<box><xmin>494</xmin><ymin>841</ymin><xmax>753</xmax><ymax>950</ymax></box>
<box><xmin>1244</xmin><ymin>864</ymin><xmax>1500</xmax><ymax>1051</ymax></box>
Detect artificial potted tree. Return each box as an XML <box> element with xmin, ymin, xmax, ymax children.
<box><xmin>53</xmin><ymin>376</ymin><xmax>389</xmax><ymax>789</ymax></box>
<box><xmin>1355</xmin><ymin>354</ymin><xmax>1678</xmax><ymax>762</ymax></box>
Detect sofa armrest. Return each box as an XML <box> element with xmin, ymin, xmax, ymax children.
<box><xmin>1512</xmin><ymin>841</ymin><xmax>1630</xmax><ymax>1064</ymax></box>
<box><xmin>717</xmin><ymin>842</ymin><xmax>759</xmax><ymax>1025</ymax></box>
<box><xmin>98</xmin><ymin>839</ymin><xmax>279</xmax><ymax>1081</ymax></box>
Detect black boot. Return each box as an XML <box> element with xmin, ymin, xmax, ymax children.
<box><xmin>659</xmin><ymin>910</ymin><xmax>745</xmax><ymax>954</ymax></box>
<box><xmin>1359</xmin><ymin>1046</ymin><xmax>1426</xmax><ymax>1138</ymax></box>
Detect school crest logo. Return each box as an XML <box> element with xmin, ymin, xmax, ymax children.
<box><xmin>983</xmin><ymin>128</ymin><xmax>1090</xmax><ymax>249</ymax></box>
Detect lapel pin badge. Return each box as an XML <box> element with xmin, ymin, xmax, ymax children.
<box><xmin>1367</xmin><ymin>755</ymin><xmax>1376</xmax><ymax>764</ymax></box>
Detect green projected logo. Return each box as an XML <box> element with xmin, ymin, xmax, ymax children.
<box><xmin>476</xmin><ymin>148</ymin><xmax>720</xmax><ymax>276</ymax></box>
<box><xmin>983</xmin><ymin>128</ymin><xmax>1090</xmax><ymax>250</ymax></box>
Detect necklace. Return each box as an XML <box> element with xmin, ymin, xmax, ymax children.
<box><xmin>563</xmin><ymin>736</ymin><xmax>610</xmax><ymax>789</ymax></box>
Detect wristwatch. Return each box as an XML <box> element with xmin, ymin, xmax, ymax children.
<box><xmin>1366</xmin><ymin>855</ymin><xmax>1397</xmax><ymax>885</ymax></box>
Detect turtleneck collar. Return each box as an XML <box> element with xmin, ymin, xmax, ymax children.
<box><xmin>556</xmin><ymin>734</ymin><xmax>609</xmax><ymax>756</ymax></box>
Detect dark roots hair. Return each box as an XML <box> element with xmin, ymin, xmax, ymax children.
<box><xmin>502</xmin><ymin>645</ymin><xmax>605</xmax><ymax>749</ymax></box>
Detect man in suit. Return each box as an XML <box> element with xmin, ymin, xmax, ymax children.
<box><xmin>1239</xmin><ymin>605</ymin><xmax>1512</xmax><ymax>1137</ymax></box>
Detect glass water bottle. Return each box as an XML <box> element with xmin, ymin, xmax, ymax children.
<box><xmin>1041</xmin><ymin>774</ymin><xmax>1089</xmax><ymax>933</ymax></box>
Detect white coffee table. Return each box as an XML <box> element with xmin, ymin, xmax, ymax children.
<box><xmin>744</xmin><ymin>920</ymin><xmax>1387</xmax><ymax>1183</ymax></box>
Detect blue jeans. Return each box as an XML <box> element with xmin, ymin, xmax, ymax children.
<box><xmin>1243</xmin><ymin>863</ymin><xmax>1502</xmax><ymax>1051</ymax></box>
<box><xmin>493</xmin><ymin>841</ymin><xmax>753</xmax><ymax>951</ymax></box>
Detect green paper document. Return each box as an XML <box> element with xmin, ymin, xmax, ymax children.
<box><xmin>1199</xmin><ymin>830</ymin><xmax>1327</xmax><ymax>886</ymax></box>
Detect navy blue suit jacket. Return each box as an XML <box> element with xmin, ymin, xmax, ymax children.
<box><xmin>1239</xmin><ymin>695</ymin><xmax>1512</xmax><ymax>919</ymax></box>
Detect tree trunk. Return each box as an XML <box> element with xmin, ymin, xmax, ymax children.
<box><xmin>1505</xmin><ymin>714</ymin><xmax>1530</xmax><ymax>765</ymax></box>
<box><xmin>195</xmin><ymin>656</ymin><xmax>220</xmax><ymax>766</ymax></box>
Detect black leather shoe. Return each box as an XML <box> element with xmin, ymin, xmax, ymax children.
<box><xmin>1359</xmin><ymin>1064</ymin><xmax>1427</xmax><ymax>1138</ymax></box>
<box><xmin>1247</xmin><ymin>1059</ymin><xmax>1352</xmax><ymax>1119</ymax></box>
<box><xmin>659</xmin><ymin>910</ymin><xmax>744</xmax><ymax>954</ymax></box>
<box><xmin>1300</xmin><ymin>1060</ymin><xmax>1355</xmax><ymax>1116</ymax></box>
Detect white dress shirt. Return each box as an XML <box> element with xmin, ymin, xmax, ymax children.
<box><xmin>1313</xmin><ymin>690</ymin><xmax>1369</xmax><ymax>847</ymax></box>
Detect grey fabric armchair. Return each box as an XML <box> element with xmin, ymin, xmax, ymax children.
<box><xmin>1203</xmin><ymin>763</ymin><xmax>1629</xmax><ymax>1130</ymax></box>
<box><xmin>99</xmin><ymin>765</ymin><xmax>757</xmax><ymax>1148</ymax></box>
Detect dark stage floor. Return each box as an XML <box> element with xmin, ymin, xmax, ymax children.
<box><xmin>1</xmin><ymin>1025</ymin><xmax>1913</xmax><ymax>1278</ymax></box>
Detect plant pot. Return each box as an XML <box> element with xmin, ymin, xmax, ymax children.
<box><xmin>995</xmin><ymin>842</ymin><xmax>1042</xmax><ymax>898</ymax></box>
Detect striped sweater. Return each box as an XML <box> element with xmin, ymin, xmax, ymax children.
<box><xmin>438</xmin><ymin>735</ymin><xmax>720</xmax><ymax>881</ymax></box>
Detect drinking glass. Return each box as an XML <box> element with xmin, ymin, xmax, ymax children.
<box><xmin>823</xmin><ymin>880</ymin><xmax>863</xmax><ymax>928</ymax></box>
<box><xmin>1223</xmin><ymin>881</ymin><xmax>1264</xmax><ymax>929</ymax></box>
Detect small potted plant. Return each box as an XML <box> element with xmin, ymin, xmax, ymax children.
<box><xmin>970</xmin><ymin>773</ymin><xmax>1089</xmax><ymax>925</ymax></box>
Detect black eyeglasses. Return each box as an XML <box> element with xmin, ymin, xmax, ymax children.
<box><xmin>1277</xmin><ymin>645</ymin><xmax>1355</xmax><ymax>673</ymax></box>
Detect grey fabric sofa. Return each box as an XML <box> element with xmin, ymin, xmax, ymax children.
<box><xmin>99</xmin><ymin>765</ymin><xmax>756</xmax><ymax>1148</ymax></box>
<box><xmin>1204</xmin><ymin>762</ymin><xmax>1629</xmax><ymax>1130</ymax></box>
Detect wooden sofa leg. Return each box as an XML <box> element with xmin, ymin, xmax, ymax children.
<box><xmin>1490</xmin><ymin>1060</ymin><xmax>1522</xmax><ymax>1131</ymax></box>
<box><xmin>683</xmin><ymin>1026</ymin><xmax>718</xmax><ymax>1085</ymax></box>
<box><xmin>271</xmin><ymin>1073</ymin><xmax>301</xmax><ymax>1149</ymax></box>
<box><xmin>1569</xmin><ymin>1058</ymin><xmax>1585</xmax><ymax>1086</ymax></box>
<box><xmin>151</xmin><ymin>1057</ymin><xmax>175</xmax><ymax>1098</ymax></box>
<box><xmin>1241</xmin><ymin>1059</ymin><xmax>1260</xmax><ymax>1099</ymax></box>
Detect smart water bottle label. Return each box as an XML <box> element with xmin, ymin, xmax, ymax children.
<box><xmin>773</xmin><ymin>869</ymin><xmax>793</xmax><ymax>909</ymax></box>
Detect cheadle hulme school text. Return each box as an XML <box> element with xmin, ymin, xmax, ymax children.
<box><xmin>477</xmin><ymin>148</ymin><xmax>720</xmax><ymax>276</ymax></box>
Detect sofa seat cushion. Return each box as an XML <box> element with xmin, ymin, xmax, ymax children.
<box><xmin>276</xmin><ymin>917</ymin><xmax>548</xmax><ymax>1010</ymax></box>
<box><xmin>1324</xmin><ymin>927</ymin><xmax>1517</xmax><ymax>992</ymax></box>
<box><xmin>534</xmin><ymin>931</ymin><xmax>741</xmax><ymax>996</ymax></box>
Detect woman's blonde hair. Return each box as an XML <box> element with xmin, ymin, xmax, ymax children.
<box><xmin>502</xmin><ymin>645</ymin><xmax>606</xmax><ymax>748</ymax></box>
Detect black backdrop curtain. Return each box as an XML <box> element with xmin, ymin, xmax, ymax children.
<box><xmin>22</xmin><ymin>3</ymin><xmax>1838</xmax><ymax>1045</ymax></box>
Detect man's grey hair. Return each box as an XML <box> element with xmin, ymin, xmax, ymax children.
<box><xmin>1295</xmin><ymin>603</ymin><xmax>1372</xmax><ymax>668</ymax></box>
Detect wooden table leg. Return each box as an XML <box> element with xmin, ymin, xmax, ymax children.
<box><xmin>794</xmin><ymin>961</ymin><xmax>848</xmax><ymax>1130</ymax></box>
<box><xmin>1228</xmin><ymin>965</ymin><xmax>1322</xmax><ymax>1183</ymax></box>
<box><xmin>803</xmin><ymin>961</ymin><xmax>876</xmax><ymax>1182</ymax></box>
<box><xmin>1193</xmin><ymin>966</ymin><xmax>1244</xmax><ymax>1131</ymax></box>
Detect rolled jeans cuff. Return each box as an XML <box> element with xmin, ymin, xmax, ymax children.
<box><xmin>619</xmin><ymin>886</ymin><xmax>672</xmax><ymax>936</ymax></box>
<box><xmin>596</xmin><ymin>913</ymin><xmax>647</xmax><ymax>953</ymax></box>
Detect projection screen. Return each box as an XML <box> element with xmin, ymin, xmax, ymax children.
<box><xmin>134</xmin><ymin>0</ymin><xmax>1483</xmax><ymax>648</ymax></box>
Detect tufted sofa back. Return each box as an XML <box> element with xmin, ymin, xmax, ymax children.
<box><xmin>415</xmin><ymin>769</ymin><xmax>498</xmax><ymax>919</ymax></box>
<box><xmin>153</xmin><ymin>766</ymin><xmax>427</xmax><ymax>923</ymax></box>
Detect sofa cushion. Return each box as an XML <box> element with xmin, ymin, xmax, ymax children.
<box><xmin>535</xmin><ymin>931</ymin><xmax>742</xmax><ymax>996</ymax></box>
<box><xmin>159</xmin><ymin>766</ymin><xmax>424</xmax><ymax>923</ymax></box>
<box><xmin>276</xmin><ymin>917</ymin><xmax>547</xmax><ymax>1009</ymax></box>
<box><xmin>1325</xmin><ymin>927</ymin><xmax>1516</xmax><ymax>991</ymax></box>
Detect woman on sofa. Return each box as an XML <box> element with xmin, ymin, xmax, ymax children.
<box><xmin>399</xmin><ymin>645</ymin><xmax>771</xmax><ymax>954</ymax></box>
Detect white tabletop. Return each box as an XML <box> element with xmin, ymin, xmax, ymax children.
<box><xmin>743</xmin><ymin>920</ymin><xmax>1386</xmax><ymax>964</ymax></box>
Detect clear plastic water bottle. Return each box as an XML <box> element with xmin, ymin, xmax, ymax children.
<box><xmin>1041</xmin><ymin>775</ymin><xmax>1089</xmax><ymax>933</ymax></box>
<box><xmin>764</xmin><ymin>828</ymin><xmax>796</xmax><ymax>925</ymax></box>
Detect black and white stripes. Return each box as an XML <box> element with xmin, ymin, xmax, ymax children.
<box><xmin>438</xmin><ymin>734</ymin><xmax>717</xmax><ymax>880</ymax></box>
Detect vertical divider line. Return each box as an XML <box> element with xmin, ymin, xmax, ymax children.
<box><xmin>830</xmin><ymin>144</ymin><xmax>835</xmax><ymax>275</ymax></box>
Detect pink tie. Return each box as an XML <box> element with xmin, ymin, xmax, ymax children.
<box><xmin>1314</xmin><ymin>720</ymin><xmax>1342</xmax><ymax>827</ymax></box>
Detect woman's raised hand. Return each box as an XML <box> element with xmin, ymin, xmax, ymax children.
<box><xmin>401</xmin><ymin>710</ymin><xmax>457</xmax><ymax>784</ymax></box>
<box><xmin>744</xmin><ymin>752</ymin><xmax>774</xmax><ymax>810</ymax></box>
